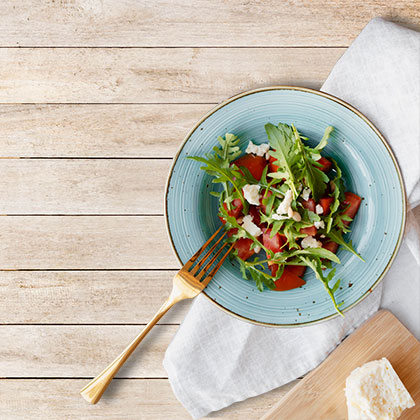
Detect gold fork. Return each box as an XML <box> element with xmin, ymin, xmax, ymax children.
<box><xmin>80</xmin><ymin>226</ymin><xmax>233</xmax><ymax>404</ymax></box>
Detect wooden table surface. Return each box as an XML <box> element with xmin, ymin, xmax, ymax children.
<box><xmin>0</xmin><ymin>2</ymin><xmax>418</xmax><ymax>419</ymax></box>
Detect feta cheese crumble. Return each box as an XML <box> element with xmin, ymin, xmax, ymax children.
<box><xmin>345</xmin><ymin>358</ymin><xmax>415</xmax><ymax>420</ymax></box>
<box><xmin>277</xmin><ymin>189</ymin><xmax>293</xmax><ymax>215</ymax></box>
<box><xmin>245</xmin><ymin>141</ymin><xmax>270</xmax><ymax>157</ymax></box>
<box><xmin>314</xmin><ymin>220</ymin><xmax>325</xmax><ymax>230</ymax></box>
<box><xmin>301</xmin><ymin>236</ymin><xmax>322</xmax><ymax>249</ymax></box>
<box><xmin>243</xmin><ymin>184</ymin><xmax>260</xmax><ymax>206</ymax></box>
<box><xmin>241</xmin><ymin>214</ymin><xmax>262</xmax><ymax>237</ymax></box>
<box><xmin>253</xmin><ymin>245</ymin><xmax>261</xmax><ymax>254</ymax></box>
<box><xmin>301</xmin><ymin>187</ymin><xmax>311</xmax><ymax>201</ymax></box>
<box><xmin>275</xmin><ymin>189</ymin><xmax>301</xmax><ymax>222</ymax></box>
<box><xmin>272</xmin><ymin>214</ymin><xmax>289</xmax><ymax>221</ymax></box>
<box><xmin>315</xmin><ymin>204</ymin><xmax>324</xmax><ymax>215</ymax></box>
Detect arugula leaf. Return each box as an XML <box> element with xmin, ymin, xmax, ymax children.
<box><xmin>232</xmin><ymin>163</ymin><xmax>258</xmax><ymax>184</ymax></box>
<box><xmin>334</xmin><ymin>213</ymin><xmax>353</xmax><ymax>233</ymax></box>
<box><xmin>190</xmin><ymin>155</ymin><xmax>247</xmax><ymax>207</ymax></box>
<box><xmin>265</xmin><ymin>123</ymin><xmax>299</xmax><ymax>197</ymax></box>
<box><xmin>189</xmin><ymin>133</ymin><xmax>244</xmax><ymax>208</ymax></box>
<box><xmin>315</xmin><ymin>126</ymin><xmax>334</xmax><ymax>151</ymax></box>
<box><xmin>261</xmin><ymin>192</ymin><xmax>276</xmax><ymax>216</ymax></box>
<box><xmin>219</xmin><ymin>204</ymin><xmax>268</xmax><ymax>252</ymax></box>
<box><xmin>327</xmin><ymin>229</ymin><xmax>365</xmax><ymax>261</ymax></box>
<box><xmin>325</xmin><ymin>159</ymin><xmax>345</xmax><ymax>233</ymax></box>
<box><xmin>293</xmin><ymin>126</ymin><xmax>328</xmax><ymax>202</ymax></box>
<box><xmin>238</xmin><ymin>257</ymin><xmax>276</xmax><ymax>291</ymax></box>
<box><xmin>302</xmin><ymin>209</ymin><xmax>321</xmax><ymax>223</ymax></box>
<box><xmin>299</xmin><ymin>256</ymin><xmax>344</xmax><ymax>316</ymax></box>
<box><xmin>291</xmin><ymin>248</ymin><xmax>341</xmax><ymax>264</ymax></box>
<box><xmin>216</xmin><ymin>133</ymin><xmax>242</xmax><ymax>163</ymax></box>
<box><xmin>270</xmin><ymin>220</ymin><xmax>285</xmax><ymax>237</ymax></box>
<box><xmin>283</xmin><ymin>219</ymin><xmax>306</xmax><ymax>250</ymax></box>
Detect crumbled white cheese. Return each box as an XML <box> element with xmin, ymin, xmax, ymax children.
<box><xmin>345</xmin><ymin>358</ymin><xmax>415</xmax><ymax>420</ymax></box>
<box><xmin>314</xmin><ymin>220</ymin><xmax>325</xmax><ymax>230</ymax></box>
<box><xmin>277</xmin><ymin>189</ymin><xmax>293</xmax><ymax>215</ymax></box>
<box><xmin>301</xmin><ymin>187</ymin><xmax>311</xmax><ymax>201</ymax></box>
<box><xmin>275</xmin><ymin>189</ymin><xmax>301</xmax><ymax>222</ymax></box>
<box><xmin>315</xmin><ymin>204</ymin><xmax>324</xmax><ymax>215</ymax></box>
<box><xmin>253</xmin><ymin>245</ymin><xmax>261</xmax><ymax>254</ymax></box>
<box><xmin>272</xmin><ymin>214</ymin><xmax>289</xmax><ymax>221</ymax></box>
<box><xmin>301</xmin><ymin>236</ymin><xmax>322</xmax><ymax>249</ymax></box>
<box><xmin>320</xmin><ymin>234</ymin><xmax>326</xmax><ymax>238</ymax></box>
<box><xmin>245</xmin><ymin>141</ymin><xmax>270</xmax><ymax>157</ymax></box>
<box><xmin>241</xmin><ymin>215</ymin><xmax>262</xmax><ymax>237</ymax></box>
<box><xmin>243</xmin><ymin>184</ymin><xmax>260</xmax><ymax>206</ymax></box>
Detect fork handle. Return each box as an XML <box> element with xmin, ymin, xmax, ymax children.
<box><xmin>80</xmin><ymin>280</ymin><xmax>188</xmax><ymax>404</ymax></box>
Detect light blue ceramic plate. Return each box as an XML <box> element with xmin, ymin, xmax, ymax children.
<box><xmin>165</xmin><ymin>87</ymin><xmax>406</xmax><ymax>327</ymax></box>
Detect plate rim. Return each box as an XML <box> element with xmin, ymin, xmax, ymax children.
<box><xmin>164</xmin><ymin>85</ymin><xmax>407</xmax><ymax>327</ymax></box>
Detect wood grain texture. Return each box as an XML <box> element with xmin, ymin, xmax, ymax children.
<box><xmin>0</xmin><ymin>1</ymin><xmax>418</xmax><ymax>47</ymax></box>
<box><xmin>0</xmin><ymin>379</ymin><xmax>297</xmax><ymax>420</ymax></box>
<box><xmin>0</xmin><ymin>159</ymin><xmax>171</xmax><ymax>214</ymax></box>
<box><xmin>0</xmin><ymin>325</ymin><xmax>178</xmax><ymax>378</ymax></box>
<box><xmin>0</xmin><ymin>48</ymin><xmax>342</xmax><ymax>103</ymax></box>
<box><xmin>0</xmin><ymin>104</ymin><xmax>210</xmax><ymax>157</ymax></box>
<box><xmin>0</xmin><ymin>271</ymin><xmax>190</xmax><ymax>324</ymax></box>
<box><xmin>1</xmin><ymin>1</ymin><xmax>417</xmax><ymax>418</ymax></box>
<box><xmin>261</xmin><ymin>311</ymin><xmax>420</xmax><ymax>420</ymax></box>
<box><xmin>0</xmin><ymin>216</ymin><xmax>179</xmax><ymax>269</ymax></box>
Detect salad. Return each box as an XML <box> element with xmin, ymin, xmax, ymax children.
<box><xmin>189</xmin><ymin>122</ymin><xmax>363</xmax><ymax>315</ymax></box>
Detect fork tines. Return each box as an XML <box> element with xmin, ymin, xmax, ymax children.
<box><xmin>183</xmin><ymin>226</ymin><xmax>234</xmax><ymax>286</ymax></box>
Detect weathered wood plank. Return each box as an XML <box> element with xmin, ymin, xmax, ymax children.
<box><xmin>0</xmin><ymin>325</ymin><xmax>177</xmax><ymax>377</ymax></box>
<box><xmin>0</xmin><ymin>0</ymin><xmax>418</xmax><ymax>47</ymax></box>
<box><xmin>0</xmin><ymin>48</ymin><xmax>343</xmax><ymax>103</ymax></box>
<box><xmin>0</xmin><ymin>379</ymin><xmax>297</xmax><ymax>419</ymax></box>
<box><xmin>0</xmin><ymin>216</ymin><xmax>179</xmax><ymax>269</ymax></box>
<box><xmin>0</xmin><ymin>159</ymin><xmax>171</xmax><ymax>214</ymax></box>
<box><xmin>0</xmin><ymin>271</ymin><xmax>190</xmax><ymax>324</ymax></box>
<box><xmin>0</xmin><ymin>104</ymin><xmax>209</xmax><ymax>157</ymax></box>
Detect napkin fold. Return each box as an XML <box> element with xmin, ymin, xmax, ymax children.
<box><xmin>163</xmin><ymin>18</ymin><xmax>420</xmax><ymax>419</ymax></box>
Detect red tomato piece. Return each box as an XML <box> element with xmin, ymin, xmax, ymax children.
<box><xmin>322</xmin><ymin>241</ymin><xmax>339</xmax><ymax>254</ymax></box>
<box><xmin>268</xmin><ymin>155</ymin><xmax>279</xmax><ymax>173</ymax></box>
<box><xmin>286</xmin><ymin>265</ymin><xmax>307</xmax><ymax>277</ymax></box>
<box><xmin>219</xmin><ymin>198</ymin><xmax>243</xmax><ymax>224</ymax></box>
<box><xmin>233</xmin><ymin>154</ymin><xmax>267</xmax><ymax>181</ymax></box>
<box><xmin>224</xmin><ymin>198</ymin><xmax>243</xmax><ymax>218</ymax></box>
<box><xmin>270</xmin><ymin>263</ymin><xmax>305</xmax><ymax>278</ymax></box>
<box><xmin>316</xmin><ymin>156</ymin><xmax>332</xmax><ymax>172</ymax></box>
<box><xmin>263</xmin><ymin>228</ymin><xmax>286</xmax><ymax>254</ymax></box>
<box><xmin>274</xmin><ymin>265</ymin><xmax>306</xmax><ymax>291</ymax></box>
<box><xmin>234</xmin><ymin>238</ymin><xmax>255</xmax><ymax>261</ymax></box>
<box><xmin>300</xmin><ymin>226</ymin><xmax>317</xmax><ymax>236</ymax></box>
<box><xmin>269</xmin><ymin>263</ymin><xmax>279</xmax><ymax>277</ymax></box>
<box><xmin>248</xmin><ymin>205</ymin><xmax>261</xmax><ymax>227</ymax></box>
<box><xmin>227</xmin><ymin>228</ymin><xmax>238</xmax><ymax>238</ymax></box>
<box><xmin>342</xmin><ymin>192</ymin><xmax>362</xmax><ymax>224</ymax></box>
<box><xmin>302</xmin><ymin>198</ymin><xmax>316</xmax><ymax>212</ymax></box>
<box><xmin>319</xmin><ymin>197</ymin><xmax>334</xmax><ymax>216</ymax></box>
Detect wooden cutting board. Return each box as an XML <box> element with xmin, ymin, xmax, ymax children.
<box><xmin>261</xmin><ymin>310</ymin><xmax>419</xmax><ymax>420</ymax></box>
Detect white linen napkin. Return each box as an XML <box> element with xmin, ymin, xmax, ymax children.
<box><xmin>163</xmin><ymin>18</ymin><xmax>420</xmax><ymax>419</ymax></box>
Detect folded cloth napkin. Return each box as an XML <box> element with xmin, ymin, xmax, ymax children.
<box><xmin>163</xmin><ymin>18</ymin><xmax>420</xmax><ymax>419</ymax></box>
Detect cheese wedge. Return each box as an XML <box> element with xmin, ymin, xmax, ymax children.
<box><xmin>345</xmin><ymin>358</ymin><xmax>415</xmax><ymax>420</ymax></box>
